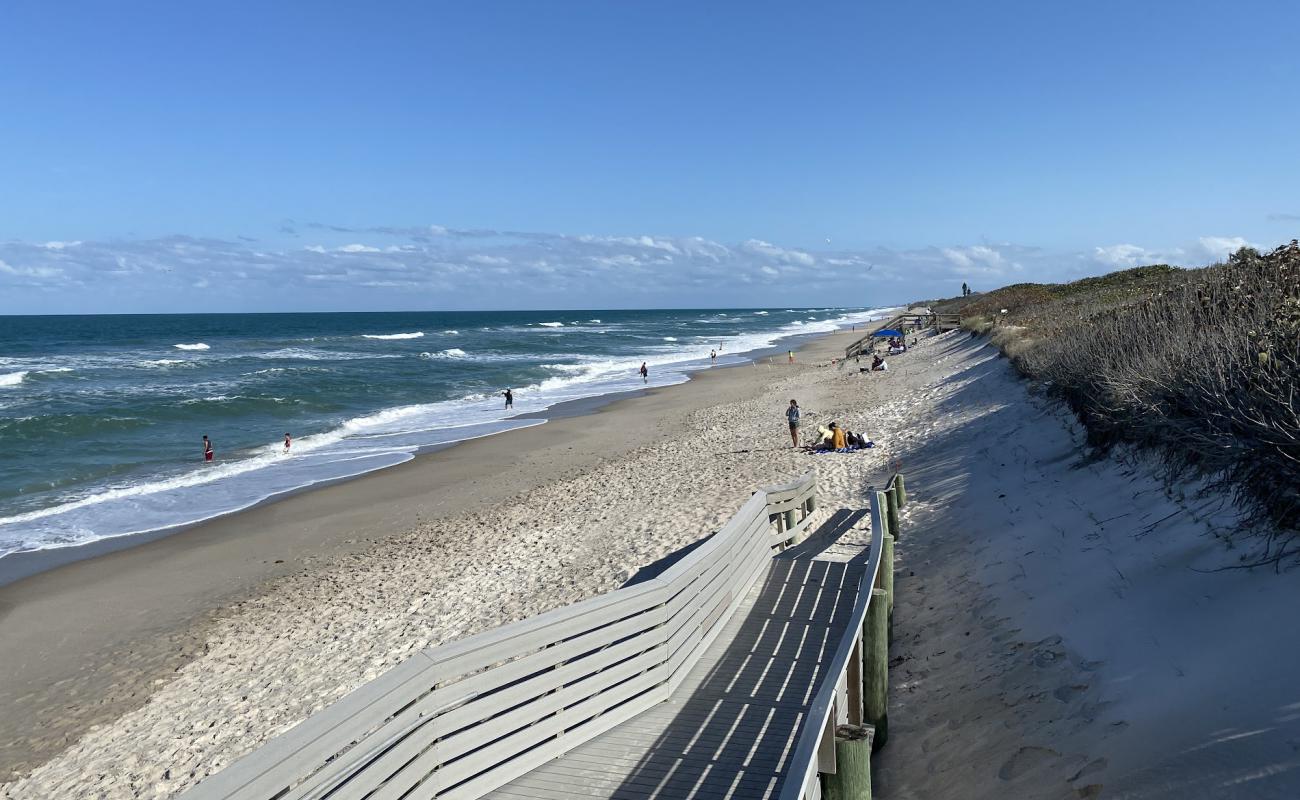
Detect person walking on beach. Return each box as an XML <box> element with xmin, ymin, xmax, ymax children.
<box><xmin>203</xmin><ymin>435</ymin><xmax>214</xmax><ymax>462</ymax></box>
<box><xmin>788</xmin><ymin>350</ymin><xmax>795</xmax><ymax>364</ymax></box>
<box><xmin>503</xmin><ymin>388</ymin><xmax>513</xmax><ymax>409</ymax></box>
<box><xmin>639</xmin><ymin>362</ymin><xmax>648</xmax><ymax>382</ymax></box>
<box><xmin>284</xmin><ymin>432</ymin><xmax>292</xmax><ymax>451</ymax></box>
<box><xmin>786</xmin><ymin>400</ymin><xmax>801</xmax><ymax>447</ymax></box>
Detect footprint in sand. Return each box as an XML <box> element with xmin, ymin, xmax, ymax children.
<box><xmin>1053</xmin><ymin>683</ymin><xmax>1089</xmax><ymax>703</ymax></box>
<box><xmin>998</xmin><ymin>745</ymin><xmax>1060</xmax><ymax>780</ymax></box>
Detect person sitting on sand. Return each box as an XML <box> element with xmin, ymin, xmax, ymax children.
<box><xmin>805</xmin><ymin>423</ymin><xmax>832</xmax><ymax>452</ymax></box>
<box><xmin>871</xmin><ymin>355</ymin><xmax>887</xmax><ymax>371</ymax></box>
<box><xmin>831</xmin><ymin>423</ymin><xmax>847</xmax><ymax>451</ymax></box>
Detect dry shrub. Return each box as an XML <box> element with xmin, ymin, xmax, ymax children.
<box><xmin>1015</xmin><ymin>241</ymin><xmax>1300</xmax><ymax>563</ymax></box>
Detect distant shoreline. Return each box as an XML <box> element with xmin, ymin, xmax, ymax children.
<box><xmin>0</xmin><ymin>315</ymin><xmax>888</xmax><ymax>587</ymax></box>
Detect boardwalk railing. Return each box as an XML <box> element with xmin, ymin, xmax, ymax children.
<box><xmin>781</xmin><ymin>475</ymin><xmax>904</xmax><ymax>800</ymax></box>
<box><xmin>183</xmin><ymin>473</ymin><xmax>822</xmax><ymax>800</ymax></box>
<box><xmin>844</xmin><ymin>313</ymin><xmax>961</xmax><ymax>359</ymax></box>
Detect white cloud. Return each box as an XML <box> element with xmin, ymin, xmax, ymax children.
<box><xmin>741</xmin><ymin>239</ymin><xmax>815</xmax><ymax>267</ymax></box>
<box><xmin>41</xmin><ymin>240</ymin><xmax>82</xmax><ymax>250</ymax></box>
<box><xmin>0</xmin><ymin>258</ymin><xmax>63</xmax><ymax>279</ymax></box>
<box><xmin>1197</xmin><ymin>236</ymin><xmax>1256</xmax><ymax>261</ymax></box>
<box><xmin>0</xmin><ymin>226</ymin><xmax>1287</xmax><ymax>314</ymax></box>
<box><xmin>1093</xmin><ymin>243</ymin><xmax>1155</xmax><ymax>267</ymax></box>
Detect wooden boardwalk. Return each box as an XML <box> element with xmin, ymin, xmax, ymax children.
<box><xmin>487</xmin><ymin>513</ymin><xmax>871</xmax><ymax>800</ymax></box>
<box><xmin>178</xmin><ymin>476</ymin><xmax>899</xmax><ymax>800</ymax></box>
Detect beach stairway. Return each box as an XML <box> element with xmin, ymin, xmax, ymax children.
<box><xmin>843</xmin><ymin>312</ymin><xmax>961</xmax><ymax>359</ymax></box>
<box><xmin>181</xmin><ymin>473</ymin><xmax>902</xmax><ymax>800</ymax></box>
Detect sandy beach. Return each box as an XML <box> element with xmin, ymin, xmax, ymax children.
<box><xmin>5</xmin><ymin>325</ymin><xmax>1298</xmax><ymax>799</ymax></box>
<box><xmin>0</xmin><ymin>322</ymin><xmax>895</xmax><ymax>793</ymax></box>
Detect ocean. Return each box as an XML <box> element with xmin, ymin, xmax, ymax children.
<box><xmin>0</xmin><ymin>307</ymin><xmax>889</xmax><ymax>563</ymax></box>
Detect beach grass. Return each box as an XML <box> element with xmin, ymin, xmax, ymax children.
<box><xmin>933</xmin><ymin>240</ymin><xmax>1300</xmax><ymax>559</ymax></box>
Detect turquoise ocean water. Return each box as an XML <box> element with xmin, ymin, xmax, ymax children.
<box><xmin>0</xmin><ymin>307</ymin><xmax>889</xmax><ymax>562</ymax></box>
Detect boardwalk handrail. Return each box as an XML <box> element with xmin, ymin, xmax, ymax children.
<box><xmin>844</xmin><ymin>312</ymin><xmax>961</xmax><ymax>359</ymax></box>
<box><xmin>779</xmin><ymin>490</ymin><xmax>888</xmax><ymax>800</ymax></box>
<box><xmin>183</xmin><ymin>471</ymin><xmax>820</xmax><ymax>800</ymax></box>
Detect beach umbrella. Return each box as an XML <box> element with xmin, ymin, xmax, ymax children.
<box><xmin>873</xmin><ymin>329</ymin><xmax>903</xmax><ymax>337</ymax></box>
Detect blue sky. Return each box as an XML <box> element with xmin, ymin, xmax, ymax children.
<box><xmin>1</xmin><ymin>0</ymin><xmax>1297</xmax><ymax>313</ymax></box>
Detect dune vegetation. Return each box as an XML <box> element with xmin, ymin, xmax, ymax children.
<box><xmin>930</xmin><ymin>240</ymin><xmax>1300</xmax><ymax>564</ymax></box>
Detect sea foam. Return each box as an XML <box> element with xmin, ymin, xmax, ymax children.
<box><xmin>0</xmin><ymin>371</ymin><xmax>28</xmax><ymax>387</ymax></box>
<box><xmin>362</xmin><ymin>332</ymin><xmax>425</xmax><ymax>340</ymax></box>
<box><xmin>173</xmin><ymin>343</ymin><xmax>210</xmax><ymax>351</ymax></box>
<box><xmin>420</xmin><ymin>348</ymin><xmax>468</xmax><ymax>359</ymax></box>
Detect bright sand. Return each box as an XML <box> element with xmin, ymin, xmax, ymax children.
<box><xmin>5</xmin><ymin>327</ymin><xmax>1299</xmax><ymax>799</ymax></box>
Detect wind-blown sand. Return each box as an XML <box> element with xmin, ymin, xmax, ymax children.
<box><xmin>4</xmin><ymin>329</ymin><xmax>1299</xmax><ymax>799</ymax></box>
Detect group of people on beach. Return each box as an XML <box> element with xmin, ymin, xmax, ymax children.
<box><xmin>200</xmin><ymin>432</ymin><xmax>291</xmax><ymax>462</ymax></box>
<box><xmin>785</xmin><ymin>399</ymin><xmax>869</xmax><ymax>452</ymax></box>
<box><xmin>201</xmin><ymin>351</ymin><xmax>719</xmax><ymax>462</ymax></box>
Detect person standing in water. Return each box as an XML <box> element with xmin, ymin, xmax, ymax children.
<box><xmin>203</xmin><ymin>435</ymin><xmax>214</xmax><ymax>462</ymax></box>
<box><xmin>284</xmin><ymin>432</ymin><xmax>292</xmax><ymax>451</ymax></box>
<box><xmin>503</xmin><ymin>388</ymin><xmax>514</xmax><ymax>409</ymax></box>
<box><xmin>786</xmin><ymin>400</ymin><xmax>801</xmax><ymax>447</ymax></box>
<box><xmin>639</xmin><ymin>362</ymin><xmax>648</xmax><ymax>382</ymax></box>
<box><xmin>710</xmin><ymin>349</ymin><xmax>717</xmax><ymax>364</ymax></box>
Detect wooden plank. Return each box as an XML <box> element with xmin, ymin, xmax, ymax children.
<box><xmin>282</xmin><ymin>605</ymin><xmax>671</xmax><ymax>800</ymax></box>
<box><xmin>418</xmin><ymin>579</ymin><xmax>668</xmax><ymax>679</ymax></box>
<box><xmin>364</xmin><ymin>646</ymin><xmax>670</xmax><ymax>800</ymax></box>
<box><xmin>661</xmin><ymin>520</ymin><xmax>764</xmax><ymax>641</ymax></box>
<box><xmin>430</xmin><ymin>678</ymin><xmax>665</xmax><ymax>800</ymax></box>
<box><xmin>349</xmin><ymin>639</ymin><xmax>667</xmax><ymax>800</ymax></box>
<box><xmin>182</xmin><ymin>652</ymin><xmax>441</xmax><ymax>800</ymax></box>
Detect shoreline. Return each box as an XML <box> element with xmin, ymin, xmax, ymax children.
<box><xmin>0</xmin><ymin>320</ymin><xmax>875</xmax><ymax>588</ymax></box>
<box><xmin>0</xmin><ymin>320</ymin><xmax>886</xmax><ymax>782</ymax></box>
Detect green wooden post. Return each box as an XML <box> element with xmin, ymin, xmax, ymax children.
<box><xmin>881</xmin><ymin>534</ymin><xmax>895</xmax><ymax>643</ymax></box>
<box><xmin>863</xmin><ymin>588</ymin><xmax>888</xmax><ymax>750</ymax></box>
<box><xmin>893</xmin><ymin>473</ymin><xmax>907</xmax><ymax>507</ymax></box>
<box><xmin>821</xmin><ymin>724</ymin><xmax>875</xmax><ymax>800</ymax></box>
<box><xmin>885</xmin><ymin>487</ymin><xmax>900</xmax><ymax>542</ymax></box>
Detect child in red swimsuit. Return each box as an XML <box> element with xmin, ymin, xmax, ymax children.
<box><xmin>203</xmin><ymin>435</ymin><xmax>214</xmax><ymax>462</ymax></box>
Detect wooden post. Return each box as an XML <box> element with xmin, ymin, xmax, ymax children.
<box><xmin>881</xmin><ymin>534</ymin><xmax>895</xmax><ymax>643</ymax></box>
<box><xmin>821</xmin><ymin>724</ymin><xmax>874</xmax><ymax>800</ymax></box>
<box><xmin>893</xmin><ymin>474</ymin><xmax>907</xmax><ymax>507</ymax></box>
<box><xmin>863</xmin><ymin>588</ymin><xmax>888</xmax><ymax>750</ymax></box>
<box><xmin>783</xmin><ymin>508</ymin><xmax>797</xmax><ymax>534</ymax></box>
<box><xmin>885</xmin><ymin>487</ymin><xmax>900</xmax><ymax>542</ymax></box>
<box><xmin>846</xmin><ymin>638</ymin><xmax>863</xmax><ymax>725</ymax></box>
<box><xmin>807</xmin><ymin>493</ymin><xmax>818</xmax><ymax>513</ymax></box>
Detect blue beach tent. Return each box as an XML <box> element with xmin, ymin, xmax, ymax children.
<box><xmin>873</xmin><ymin>329</ymin><xmax>903</xmax><ymax>337</ymax></box>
